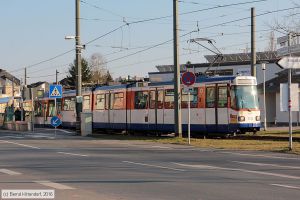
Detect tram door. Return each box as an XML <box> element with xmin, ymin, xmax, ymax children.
<box><xmin>205</xmin><ymin>85</ymin><xmax>217</xmax><ymax>132</ymax></box>
<box><xmin>217</xmin><ymin>85</ymin><xmax>229</xmax><ymax>132</ymax></box>
<box><xmin>148</xmin><ymin>89</ymin><xmax>164</xmax><ymax>133</ymax></box>
<box><xmin>105</xmin><ymin>92</ymin><xmax>111</xmax><ymax>129</ymax></box>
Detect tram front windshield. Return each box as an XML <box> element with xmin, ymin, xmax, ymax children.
<box><xmin>234</xmin><ymin>85</ymin><xmax>259</xmax><ymax>109</ymax></box>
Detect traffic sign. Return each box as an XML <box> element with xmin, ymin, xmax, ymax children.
<box><xmin>181</xmin><ymin>72</ymin><xmax>196</xmax><ymax>86</ymax></box>
<box><xmin>50</xmin><ymin>116</ymin><xmax>62</xmax><ymax>127</ymax></box>
<box><xmin>49</xmin><ymin>85</ymin><xmax>62</xmax><ymax>98</ymax></box>
<box><xmin>276</xmin><ymin>56</ymin><xmax>300</xmax><ymax>69</ymax></box>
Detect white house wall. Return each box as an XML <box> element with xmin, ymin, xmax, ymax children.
<box><xmin>275</xmin><ymin>92</ymin><xmax>300</xmax><ymax>124</ymax></box>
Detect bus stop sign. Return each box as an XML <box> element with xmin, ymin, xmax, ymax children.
<box><xmin>181</xmin><ymin>72</ymin><xmax>196</xmax><ymax>86</ymax></box>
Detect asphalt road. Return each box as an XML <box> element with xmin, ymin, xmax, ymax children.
<box><xmin>0</xmin><ymin>129</ymin><xmax>299</xmax><ymax>200</ymax></box>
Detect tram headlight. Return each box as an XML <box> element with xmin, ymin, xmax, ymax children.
<box><xmin>238</xmin><ymin>116</ymin><xmax>245</xmax><ymax>122</ymax></box>
<box><xmin>256</xmin><ymin>116</ymin><xmax>260</xmax><ymax>121</ymax></box>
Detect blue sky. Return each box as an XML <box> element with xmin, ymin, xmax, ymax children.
<box><xmin>1</xmin><ymin>0</ymin><xmax>299</xmax><ymax>84</ymax></box>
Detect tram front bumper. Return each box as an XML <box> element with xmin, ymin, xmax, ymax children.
<box><xmin>238</xmin><ymin>123</ymin><xmax>261</xmax><ymax>132</ymax></box>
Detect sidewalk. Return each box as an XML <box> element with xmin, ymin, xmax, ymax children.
<box><xmin>261</xmin><ymin>126</ymin><xmax>300</xmax><ymax>131</ymax></box>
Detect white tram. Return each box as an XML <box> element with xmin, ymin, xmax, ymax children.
<box><xmin>89</xmin><ymin>75</ymin><xmax>260</xmax><ymax>135</ymax></box>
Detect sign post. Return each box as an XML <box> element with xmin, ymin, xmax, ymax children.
<box><xmin>276</xmin><ymin>56</ymin><xmax>300</xmax><ymax>151</ymax></box>
<box><xmin>50</xmin><ymin>116</ymin><xmax>62</xmax><ymax>138</ymax></box>
<box><xmin>49</xmin><ymin>85</ymin><xmax>63</xmax><ymax>138</ymax></box>
<box><xmin>181</xmin><ymin>72</ymin><xmax>196</xmax><ymax>145</ymax></box>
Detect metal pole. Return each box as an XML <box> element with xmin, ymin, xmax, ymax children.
<box><xmin>288</xmin><ymin>33</ymin><xmax>293</xmax><ymax>151</ymax></box>
<box><xmin>251</xmin><ymin>7</ymin><xmax>256</xmax><ymax>77</ymax></box>
<box><xmin>262</xmin><ymin>63</ymin><xmax>267</xmax><ymax>131</ymax></box>
<box><xmin>12</xmin><ymin>77</ymin><xmax>15</xmax><ymax>122</ymax></box>
<box><xmin>54</xmin><ymin>98</ymin><xmax>57</xmax><ymax>138</ymax></box>
<box><xmin>30</xmin><ymin>88</ymin><xmax>34</xmax><ymax>132</ymax></box>
<box><xmin>24</xmin><ymin>67</ymin><xmax>27</xmax><ymax>86</ymax></box>
<box><xmin>173</xmin><ymin>0</ymin><xmax>182</xmax><ymax>137</ymax></box>
<box><xmin>56</xmin><ymin>70</ymin><xmax>59</xmax><ymax>85</ymax></box>
<box><xmin>188</xmin><ymin>90</ymin><xmax>191</xmax><ymax>144</ymax></box>
<box><xmin>76</xmin><ymin>0</ymin><xmax>82</xmax><ymax>133</ymax></box>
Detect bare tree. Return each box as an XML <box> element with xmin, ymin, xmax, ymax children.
<box><xmin>89</xmin><ymin>53</ymin><xmax>113</xmax><ymax>84</ymax></box>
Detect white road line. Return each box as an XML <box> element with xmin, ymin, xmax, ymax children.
<box><xmin>0</xmin><ymin>136</ymin><xmax>24</xmax><ymax>139</ymax></box>
<box><xmin>35</xmin><ymin>180</ymin><xmax>74</xmax><ymax>190</ymax></box>
<box><xmin>43</xmin><ymin>129</ymin><xmax>74</xmax><ymax>134</ymax></box>
<box><xmin>58</xmin><ymin>129</ymin><xmax>74</xmax><ymax>134</ymax></box>
<box><xmin>0</xmin><ymin>169</ymin><xmax>22</xmax><ymax>175</ymax></box>
<box><xmin>233</xmin><ymin>161</ymin><xmax>300</xmax><ymax>169</ymax></box>
<box><xmin>220</xmin><ymin>152</ymin><xmax>299</xmax><ymax>160</ymax></box>
<box><xmin>123</xmin><ymin>161</ymin><xmax>185</xmax><ymax>172</ymax></box>
<box><xmin>57</xmin><ymin>152</ymin><xmax>89</xmax><ymax>157</ymax></box>
<box><xmin>271</xmin><ymin>184</ymin><xmax>300</xmax><ymax>190</ymax></box>
<box><xmin>173</xmin><ymin>163</ymin><xmax>300</xmax><ymax>179</ymax></box>
<box><xmin>151</xmin><ymin>145</ymin><xmax>173</xmax><ymax>149</ymax></box>
<box><xmin>0</xmin><ymin>140</ymin><xmax>40</xmax><ymax>149</ymax></box>
<box><xmin>173</xmin><ymin>163</ymin><xmax>224</xmax><ymax>170</ymax></box>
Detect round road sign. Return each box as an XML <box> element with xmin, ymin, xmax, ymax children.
<box><xmin>181</xmin><ymin>72</ymin><xmax>196</xmax><ymax>86</ymax></box>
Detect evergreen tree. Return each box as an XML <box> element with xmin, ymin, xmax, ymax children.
<box><xmin>66</xmin><ymin>58</ymin><xmax>92</xmax><ymax>86</ymax></box>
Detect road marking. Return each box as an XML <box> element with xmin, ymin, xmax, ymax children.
<box><xmin>220</xmin><ymin>152</ymin><xmax>299</xmax><ymax>160</ymax></box>
<box><xmin>57</xmin><ymin>152</ymin><xmax>89</xmax><ymax>157</ymax></box>
<box><xmin>271</xmin><ymin>184</ymin><xmax>300</xmax><ymax>190</ymax></box>
<box><xmin>173</xmin><ymin>163</ymin><xmax>300</xmax><ymax>179</ymax></box>
<box><xmin>0</xmin><ymin>136</ymin><xmax>24</xmax><ymax>139</ymax></box>
<box><xmin>0</xmin><ymin>140</ymin><xmax>40</xmax><ymax>149</ymax></box>
<box><xmin>58</xmin><ymin>129</ymin><xmax>74</xmax><ymax>134</ymax></box>
<box><xmin>0</xmin><ymin>169</ymin><xmax>22</xmax><ymax>175</ymax></box>
<box><xmin>43</xmin><ymin>129</ymin><xmax>74</xmax><ymax>134</ymax></box>
<box><xmin>151</xmin><ymin>145</ymin><xmax>173</xmax><ymax>149</ymax></box>
<box><xmin>233</xmin><ymin>161</ymin><xmax>300</xmax><ymax>169</ymax></box>
<box><xmin>35</xmin><ymin>180</ymin><xmax>74</xmax><ymax>190</ymax></box>
<box><xmin>123</xmin><ymin>161</ymin><xmax>185</xmax><ymax>172</ymax></box>
<box><xmin>173</xmin><ymin>163</ymin><xmax>224</xmax><ymax>170</ymax></box>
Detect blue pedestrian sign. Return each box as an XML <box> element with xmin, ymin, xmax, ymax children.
<box><xmin>49</xmin><ymin>85</ymin><xmax>62</xmax><ymax>98</ymax></box>
<box><xmin>51</xmin><ymin>116</ymin><xmax>62</xmax><ymax>127</ymax></box>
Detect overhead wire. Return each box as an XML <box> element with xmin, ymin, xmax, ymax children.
<box><xmin>7</xmin><ymin>4</ymin><xmax>299</xmax><ymax>77</ymax></box>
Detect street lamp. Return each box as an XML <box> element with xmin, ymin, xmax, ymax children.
<box><xmin>65</xmin><ymin>34</ymin><xmax>83</xmax><ymax>133</ymax></box>
<box><xmin>261</xmin><ymin>62</ymin><xmax>267</xmax><ymax>131</ymax></box>
<box><xmin>64</xmin><ymin>0</ymin><xmax>82</xmax><ymax>134</ymax></box>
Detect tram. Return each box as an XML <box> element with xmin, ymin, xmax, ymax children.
<box><xmin>90</xmin><ymin>75</ymin><xmax>260</xmax><ymax>135</ymax></box>
<box><xmin>23</xmin><ymin>75</ymin><xmax>260</xmax><ymax>136</ymax></box>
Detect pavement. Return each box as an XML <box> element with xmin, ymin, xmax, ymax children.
<box><xmin>0</xmin><ymin>128</ymin><xmax>299</xmax><ymax>200</ymax></box>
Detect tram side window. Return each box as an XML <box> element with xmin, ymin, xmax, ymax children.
<box><xmin>149</xmin><ymin>90</ymin><xmax>164</xmax><ymax>109</ymax></box>
<box><xmin>35</xmin><ymin>102</ymin><xmax>43</xmax><ymax>116</ymax></box>
<box><xmin>135</xmin><ymin>91</ymin><xmax>148</xmax><ymax>109</ymax></box>
<box><xmin>218</xmin><ymin>86</ymin><xmax>228</xmax><ymax>108</ymax></box>
<box><xmin>112</xmin><ymin>92</ymin><xmax>124</xmax><ymax>109</ymax></box>
<box><xmin>96</xmin><ymin>94</ymin><xmax>105</xmax><ymax>110</ymax></box>
<box><xmin>206</xmin><ymin>87</ymin><xmax>215</xmax><ymax>108</ymax></box>
<box><xmin>48</xmin><ymin>101</ymin><xmax>55</xmax><ymax>117</ymax></box>
<box><xmin>63</xmin><ymin>97</ymin><xmax>76</xmax><ymax>111</ymax></box>
<box><xmin>164</xmin><ymin>89</ymin><xmax>174</xmax><ymax>109</ymax></box>
<box><xmin>182</xmin><ymin>88</ymin><xmax>198</xmax><ymax>108</ymax></box>
<box><xmin>230</xmin><ymin>88</ymin><xmax>237</xmax><ymax>109</ymax></box>
<box><xmin>57</xmin><ymin>99</ymin><xmax>62</xmax><ymax>114</ymax></box>
<box><xmin>105</xmin><ymin>93</ymin><xmax>110</xmax><ymax>109</ymax></box>
<box><xmin>83</xmin><ymin>95</ymin><xmax>91</xmax><ymax>110</ymax></box>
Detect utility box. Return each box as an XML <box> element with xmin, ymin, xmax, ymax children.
<box><xmin>81</xmin><ymin>112</ymin><xmax>92</xmax><ymax>136</ymax></box>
